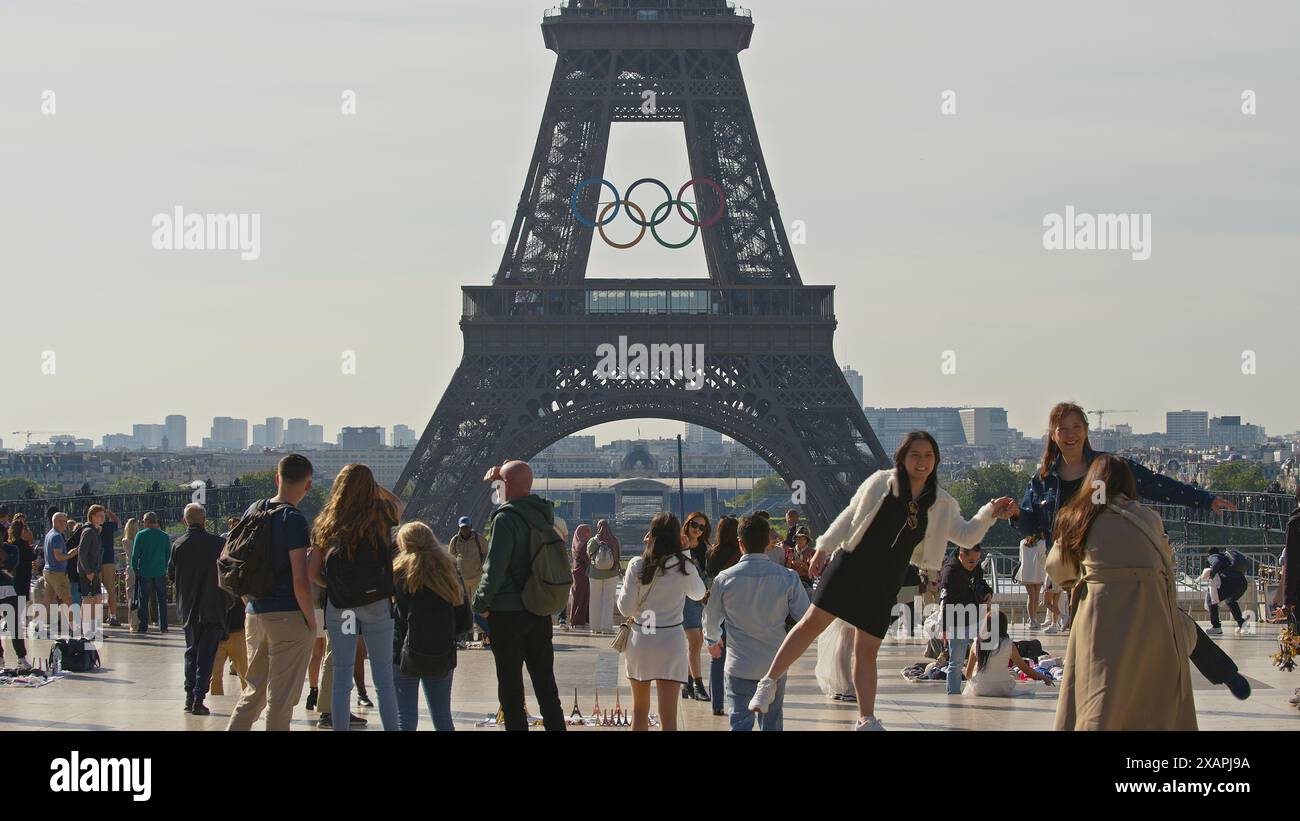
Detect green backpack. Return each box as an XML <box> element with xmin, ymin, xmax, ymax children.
<box><xmin>492</xmin><ymin>507</ymin><xmax>572</xmax><ymax>617</ymax></box>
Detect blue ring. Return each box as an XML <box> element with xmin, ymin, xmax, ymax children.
<box><xmin>571</xmin><ymin>178</ymin><xmax>621</xmax><ymax>228</ymax></box>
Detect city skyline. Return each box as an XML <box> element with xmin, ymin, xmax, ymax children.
<box><xmin>2</xmin><ymin>1</ymin><xmax>1297</xmax><ymax>450</ymax></box>
<box><xmin>2</xmin><ymin>401</ymin><xmax>1289</xmax><ymax>452</ymax></box>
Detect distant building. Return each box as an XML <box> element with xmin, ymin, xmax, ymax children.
<box><xmin>959</xmin><ymin>407</ymin><xmax>1009</xmax><ymax>446</ymax></box>
<box><xmin>208</xmin><ymin>417</ymin><xmax>249</xmax><ymax>451</ymax></box>
<box><xmin>1209</xmin><ymin>416</ymin><xmax>1266</xmax><ymax>447</ymax></box>
<box><xmin>164</xmin><ymin>415</ymin><xmax>187</xmax><ymax>450</ymax></box>
<box><xmin>685</xmin><ymin>423</ymin><xmax>722</xmax><ymax>445</ymax></box>
<box><xmin>102</xmin><ymin>434</ymin><xmax>134</xmax><ymax>450</ymax></box>
<box><xmin>308</xmin><ymin>424</ymin><xmax>326</xmax><ymax>446</ymax></box>
<box><xmin>842</xmin><ymin>366</ymin><xmax>865</xmax><ymax>410</ymax></box>
<box><xmin>392</xmin><ymin>424</ymin><xmax>418</xmax><ymax>448</ymax></box>
<box><xmin>132</xmin><ymin>423</ymin><xmax>166</xmax><ymax>450</ymax></box>
<box><xmin>265</xmin><ymin>417</ymin><xmax>285</xmax><ymax>448</ymax></box>
<box><xmin>252</xmin><ymin>424</ymin><xmax>268</xmax><ymax>448</ymax></box>
<box><xmin>285</xmin><ymin>418</ymin><xmax>311</xmax><ymax>446</ymax></box>
<box><xmin>338</xmin><ymin>426</ymin><xmax>384</xmax><ymax>450</ymax></box>
<box><xmin>863</xmin><ymin>407</ymin><xmax>967</xmax><ymax>449</ymax></box>
<box><xmin>1166</xmin><ymin>410</ymin><xmax>1209</xmax><ymax>447</ymax></box>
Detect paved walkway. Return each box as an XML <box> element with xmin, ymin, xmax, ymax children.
<box><xmin>2</xmin><ymin>622</ymin><xmax>1296</xmax><ymax>731</ymax></box>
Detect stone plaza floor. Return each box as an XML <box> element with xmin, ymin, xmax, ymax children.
<box><xmin>2</xmin><ymin>621</ymin><xmax>1297</xmax><ymax>731</ymax></box>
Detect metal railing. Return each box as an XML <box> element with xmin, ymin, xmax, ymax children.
<box><xmin>979</xmin><ymin>545</ymin><xmax>1283</xmax><ymax>616</ymax></box>
<box><xmin>463</xmin><ymin>284</ymin><xmax>835</xmax><ymax>321</ymax></box>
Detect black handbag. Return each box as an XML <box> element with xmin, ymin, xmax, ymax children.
<box><xmin>399</xmin><ymin>638</ymin><xmax>455</xmax><ymax>679</ymax></box>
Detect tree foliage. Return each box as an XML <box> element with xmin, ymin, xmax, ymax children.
<box><xmin>1206</xmin><ymin>462</ymin><xmax>1268</xmax><ymax>493</ymax></box>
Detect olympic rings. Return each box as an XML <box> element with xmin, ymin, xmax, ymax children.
<box><xmin>570</xmin><ymin>177</ymin><xmax>726</xmax><ymax>247</ymax></box>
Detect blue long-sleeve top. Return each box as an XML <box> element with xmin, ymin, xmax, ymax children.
<box><xmin>1013</xmin><ymin>444</ymin><xmax>1215</xmax><ymax>548</ymax></box>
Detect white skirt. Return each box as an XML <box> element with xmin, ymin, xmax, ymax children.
<box><xmin>624</xmin><ymin>624</ymin><xmax>688</xmax><ymax>683</ymax></box>
<box><xmin>1018</xmin><ymin>540</ymin><xmax>1046</xmax><ymax>585</ymax></box>
<box><xmin>815</xmin><ymin>618</ymin><xmax>855</xmax><ymax>697</ymax></box>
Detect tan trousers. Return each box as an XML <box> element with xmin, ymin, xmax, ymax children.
<box><xmin>211</xmin><ymin>629</ymin><xmax>249</xmax><ymax>696</ymax></box>
<box><xmin>43</xmin><ymin>571</ymin><xmax>72</xmax><ymax>606</ymax></box>
<box><xmin>101</xmin><ymin>564</ymin><xmax>117</xmax><ymax>622</ymax></box>
<box><xmin>226</xmin><ymin>612</ymin><xmax>313</xmax><ymax>731</ymax></box>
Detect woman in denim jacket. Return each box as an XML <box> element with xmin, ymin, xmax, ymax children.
<box><xmin>1013</xmin><ymin>402</ymin><xmax>1250</xmax><ymax>700</ymax></box>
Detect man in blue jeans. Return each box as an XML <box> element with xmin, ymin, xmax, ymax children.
<box><xmin>703</xmin><ymin>514</ymin><xmax>809</xmax><ymax>731</ymax></box>
<box><xmin>939</xmin><ymin>544</ymin><xmax>988</xmax><ymax>695</ymax></box>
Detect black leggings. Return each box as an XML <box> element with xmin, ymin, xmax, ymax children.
<box><xmin>1189</xmin><ymin>622</ymin><xmax>1239</xmax><ymax>685</ymax></box>
<box><xmin>1</xmin><ymin>595</ymin><xmax>26</xmax><ymax>660</ymax></box>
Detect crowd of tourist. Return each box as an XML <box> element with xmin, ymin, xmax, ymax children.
<box><xmin>1</xmin><ymin>400</ymin><xmax>1298</xmax><ymax>731</ymax></box>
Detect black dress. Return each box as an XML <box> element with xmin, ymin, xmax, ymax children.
<box><xmin>812</xmin><ymin>492</ymin><xmax>928</xmax><ymax>639</ymax></box>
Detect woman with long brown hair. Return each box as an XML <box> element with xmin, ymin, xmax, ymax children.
<box><xmin>680</xmin><ymin>511</ymin><xmax>712</xmax><ymax>702</ymax></box>
<box><xmin>1011</xmin><ymin>401</ymin><xmax>1250</xmax><ymax>700</ymax></box>
<box><xmin>391</xmin><ymin>522</ymin><xmax>471</xmax><ymax>731</ymax></box>
<box><xmin>1011</xmin><ymin>401</ymin><xmax>1237</xmax><ymax>632</ymax></box>
<box><xmin>1048</xmin><ymin>455</ymin><xmax>1197</xmax><ymax>729</ymax></box>
<box><xmin>749</xmin><ymin>431</ymin><xmax>1016</xmax><ymax>730</ymax></box>
<box><xmin>616</xmin><ymin>512</ymin><xmax>706</xmax><ymax>730</ymax></box>
<box><xmin>307</xmin><ymin>463</ymin><xmax>405</xmax><ymax>731</ymax></box>
<box><xmin>705</xmin><ymin>515</ymin><xmax>740</xmax><ymax>716</ymax></box>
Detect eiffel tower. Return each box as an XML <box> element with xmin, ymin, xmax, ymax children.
<box><xmin>396</xmin><ymin>0</ymin><xmax>889</xmax><ymax>535</ymax></box>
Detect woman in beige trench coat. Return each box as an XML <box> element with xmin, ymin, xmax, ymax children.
<box><xmin>1048</xmin><ymin>454</ymin><xmax>1198</xmax><ymax>730</ymax></box>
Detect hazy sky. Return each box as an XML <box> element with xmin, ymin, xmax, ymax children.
<box><xmin>2</xmin><ymin>0</ymin><xmax>1297</xmax><ymax>449</ymax></box>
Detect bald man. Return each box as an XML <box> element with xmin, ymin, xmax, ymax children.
<box><xmin>170</xmin><ymin>503</ymin><xmax>229</xmax><ymax>715</ymax></box>
<box><xmin>475</xmin><ymin>459</ymin><xmax>566</xmax><ymax>731</ymax></box>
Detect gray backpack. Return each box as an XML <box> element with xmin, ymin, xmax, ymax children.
<box><xmin>492</xmin><ymin>507</ymin><xmax>572</xmax><ymax>617</ymax></box>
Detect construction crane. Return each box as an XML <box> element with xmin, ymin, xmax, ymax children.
<box><xmin>1087</xmin><ymin>410</ymin><xmax>1136</xmax><ymax>432</ymax></box>
<box><xmin>10</xmin><ymin>430</ymin><xmax>70</xmax><ymax>446</ymax></box>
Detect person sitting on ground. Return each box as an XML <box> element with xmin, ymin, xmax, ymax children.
<box><xmin>963</xmin><ymin>610</ymin><xmax>1052</xmax><ymax>697</ymax></box>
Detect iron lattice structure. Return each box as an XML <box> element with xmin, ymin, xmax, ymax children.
<box><xmin>397</xmin><ymin>1</ymin><xmax>889</xmax><ymax>535</ymax></box>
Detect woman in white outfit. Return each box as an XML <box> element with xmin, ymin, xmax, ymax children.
<box><xmin>1018</xmin><ymin>535</ymin><xmax>1047</xmax><ymax>629</ymax></box>
<box><xmin>814</xmin><ymin>617</ymin><xmax>856</xmax><ymax>700</ymax></box>
<box><xmin>963</xmin><ymin>610</ymin><xmax>1052</xmax><ymax>697</ymax></box>
<box><xmin>617</xmin><ymin>512</ymin><xmax>706</xmax><ymax>731</ymax></box>
<box><xmin>587</xmin><ymin>519</ymin><xmax>622</xmax><ymax>633</ymax></box>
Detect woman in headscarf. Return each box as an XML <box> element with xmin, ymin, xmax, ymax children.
<box><xmin>568</xmin><ymin>524</ymin><xmax>592</xmax><ymax>629</ymax></box>
<box><xmin>587</xmin><ymin>519</ymin><xmax>622</xmax><ymax>634</ymax></box>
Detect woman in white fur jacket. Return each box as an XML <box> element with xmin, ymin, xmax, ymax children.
<box><xmin>749</xmin><ymin>431</ymin><xmax>1017</xmax><ymax>730</ymax></box>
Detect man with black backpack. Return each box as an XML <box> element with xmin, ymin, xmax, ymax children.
<box><xmin>474</xmin><ymin>460</ymin><xmax>568</xmax><ymax>731</ymax></box>
<box><xmin>227</xmin><ymin>454</ymin><xmax>318</xmax><ymax>731</ymax></box>
<box><xmin>1201</xmin><ymin>547</ymin><xmax>1249</xmax><ymax>636</ymax></box>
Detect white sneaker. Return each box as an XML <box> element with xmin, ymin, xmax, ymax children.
<box><xmin>855</xmin><ymin>716</ymin><xmax>886</xmax><ymax>731</ymax></box>
<box><xmin>1206</xmin><ymin>626</ymin><xmax>1223</xmax><ymax>636</ymax></box>
<box><xmin>1042</xmin><ymin>622</ymin><xmax>1059</xmax><ymax>635</ymax></box>
<box><xmin>1288</xmin><ymin>688</ymin><xmax>1300</xmax><ymax>705</ymax></box>
<box><xmin>1234</xmin><ymin>625</ymin><xmax>1244</xmax><ymax>636</ymax></box>
<box><xmin>748</xmin><ymin>676</ymin><xmax>779</xmax><ymax>714</ymax></box>
<box><xmin>1027</xmin><ymin>619</ymin><xmax>1041</xmax><ymax>632</ymax></box>
<box><xmin>17</xmin><ymin>657</ymin><xmax>32</xmax><ymax>672</ymax></box>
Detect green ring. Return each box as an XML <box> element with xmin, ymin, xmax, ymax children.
<box><xmin>650</xmin><ymin>199</ymin><xmax>699</xmax><ymax>249</ymax></box>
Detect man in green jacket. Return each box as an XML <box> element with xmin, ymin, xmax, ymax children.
<box><xmin>131</xmin><ymin>512</ymin><xmax>172</xmax><ymax>634</ymax></box>
<box><xmin>474</xmin><ymin>460</ymin><xmax>566</xmax><ymax>731</ymax></box>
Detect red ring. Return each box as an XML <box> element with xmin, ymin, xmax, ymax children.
<box><xmin>676</xmin><ymin>177</ymin><xmax>727</xmax><ymax>228</ymax></box>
